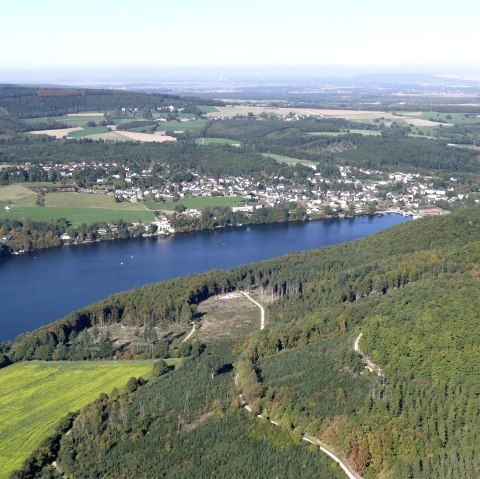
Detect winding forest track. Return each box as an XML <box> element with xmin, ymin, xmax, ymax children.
<box><xmin>237</xmin><ymin>291</ymin><xmax>363</xmax><ymax>479</ymax></box>
<box><xmin>354</xmin><ymin>333</ymin><xmax>385</xmax><ymax>377</ymax></box>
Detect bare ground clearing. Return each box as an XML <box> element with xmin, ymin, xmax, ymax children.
<box><xmin>401</xmin><ymin>118</ymin><xmax>453</xmax><ymax>127</ymax></box>
<box><xmin>29</xmin><ymin>127</ymin><xmax>83</xmax><ymax>138</ymax></box>
<box><xmin>197</xmin><ymin>292</ymin><xmax>259</xmax><ymax>340</ymax></box>
<box><xmin>114</xmin><ymin>131</ymin><xmax>177</xmax><ymax>142</ymax></box>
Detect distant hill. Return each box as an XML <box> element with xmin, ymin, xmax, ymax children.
<box><xmin>0</xmin><ymin>84</ymin><xmax>224</xmax><ymax>118</ymax></box>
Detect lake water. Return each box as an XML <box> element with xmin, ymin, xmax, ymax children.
<box><xmin>0</xmin><ymin>215</ymin><xmax>409</xmax><ymax>341</ymax></box>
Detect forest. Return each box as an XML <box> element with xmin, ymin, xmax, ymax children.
<box><xmin>7</xmin><ymin>207</ymin><xmax>480</xmax><ymax>479</ymax></box>
<box><xmin>0</xmin><ymin>218</ymin><xmax>151</xmax><ymax>254</ymax></box>
<box><xmin>0</xmin><ymin>85</ymin><xmax>223</xmax><ymax>119</ymax></box>
<box><xmin>203</xmin><ymin>118</ymin><xmax>480</xmax><ymax>175</ymax></box>
<box><xmin>2</xmin><ymin>83</ymin><xmax>480</xmax><ymax>477</ymax></box>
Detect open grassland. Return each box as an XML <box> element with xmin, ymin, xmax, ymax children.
<box><xmin>24</xmin><ymin>114</ymin><xmax>104</xmax><ymax>128</ymax></box>
<box><xmin>195</xmin><ymin>137</ymin><xmax>242</xmax><ymax>146</ymax></box>
<box><xmin>145</xmin><ymin>195</ymin><xmax>245</xmax><ymax>211</ymax></box>
<box><xmin>349</xmin><ymin>128</ymin><xmax>382</xmax><ymax>136</ymax></box>
<box><xmin>0</xmin><ymin>361</ymin><xmax>156</xmax><ymax>479</ymax></box>
<box><xmin>399</xmin><ymin>111</ymin><xmax>480</xmax><ymax>125</ymax></box>
<box><xmin>67</xmin><ymin>112</ymin><xmax>104</xmax><ymax>117</ymax></box>
<box><xmin>0</xmin><ymin>191</ymin><xmax>154</xmax><ymax>225</ymax></box>
<box><xmin>0</xmin><ymin>185</ymin><xmax>37</xmax><ymax>206</ymax></box>
<box><xmin>45</xmin><ymin>192</ymin><xmax>147</xmax><ymax>210</ymax></box>
<box><xmin>197</xmin><ymin>105</ymin><xmax>220</xmax><ymax>113</ymax></box>
<box><xmin>81</xmin><ymin>131</ymin><xmax>132</xmax><ymax>142</ymax></box>
<box><xmin>66</xmin><ymin>126</ymin><xmax>109</xmax><ymax>138</ymax></box>
<box><xmin>0</xmin><ymin>206</ymin><xmax>155</xmax><ymax>225</ymax></box>
<box><xmin>308</xmin><ymin>129</ymin><xmax>381</xmax><ymax>137</ymax></box>
<box><xmin>114</xmin><ymin>130</ymin><xmax>177</xmax><ymax>142</ymax></box>
<box><xmin>154</xmin><ymin>119</ymin><xmax>208</xmax><ymax>131</ymax></box>
<box><xmin>400</xmin><ymin>117</ymin><xmax>451</xmax><ymax>127</ymax></box>
<box><xmin>261</xmin><ymin>152</ymin><xmax>317</xmax><ymax>168</ymax></box>
<box><xmin>23</xmin><ymin>113</ymin><xmax>204</xmax><ymax>137</ymax></box>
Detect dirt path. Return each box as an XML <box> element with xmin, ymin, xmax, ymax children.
<box><xmin>241</xmin><ymin>292</ymin><xmax>265</xmax><ymax>330</ymax></box>
<box><xmin>183</xmin><ymin>323</ymin><xmax>196</xmax><ymax>342</ymax></box>
<box><xmin>235</xmin><ymin>296</ymin><xmax>363</xmax><ymax>478</ymax></box>
<box><xmin>354</xmin><ymin>333</ymin><xmax>384</xmax><ymax>377</ymax></box>
<box><xmin>302</xmin><ymin>435</ymin><xmax>362</xmax><ymax>479</ymax></box>
<box><xmin>238</xmin><ymin>396</ymin><xmax>362</xmax><ymax>479</ymax></box>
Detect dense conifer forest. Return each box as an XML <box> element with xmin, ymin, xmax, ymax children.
<box><xmin>5</xmin><ymin>208</ymin><xmax>480</xmax><ymax>478</ymax></box>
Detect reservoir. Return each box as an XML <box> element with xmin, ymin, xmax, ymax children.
<box><xmin>0</xmin><ymin>215</ymin><xmax>409</xmax><ymax>341</ymax></box>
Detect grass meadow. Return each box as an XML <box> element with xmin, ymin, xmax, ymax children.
<box><xmin>308</xmin><ymin>129</ymin><xmax>381</xmax><ymax>137</ymax></box>
<box><xmin>44</xmin><ymin>192</ymin><xmax>146</xmax><ymax>210</ymax></box>
<box><xmin>197</xmin><ymin>106</ymin><xmax>220</xmax><ymax>113</ymax></box>
<box><xmin>0</xmin><ymin>361</ymin><xmax>157</xmax><ymax>478</ymax></box>
<box><xmin>261</xmin><ymin>152</ymin><xmax>317</xmax><ymax>168</ymax></box>
<box><xmin>0</xmin><ymin>192</ymin><xmax>154</xmax><ymax>225</ymax></box>
<box><xmin>66</xmin><ymin>125</ymin><xmax>109</xmax><ymax>138</ymax></box>
<box><xmin>0</xmin><ymin>185</ymin><xmax>37</xmax><ymax>206</ymax></box>
<box><xmin>195</xmin><ymin>137</ymin><xmax>242</xmax><ymax>146</ymax></box>
<box><xmin>154</xmin><ymin>119</ymin><xmax>208</xmax><ymax>131</ymax></box>
<box><xmin>0</xmin><ymin>206</ymin><xmax>155</xmax><ymax>225</ymax></box>
<box><xmin>24</xmin><ymin>114</ymin><xmax>104</xmax><ymax>128</ymax></box>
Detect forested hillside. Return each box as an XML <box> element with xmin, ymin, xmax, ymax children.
<box><xmin>203</xmin><ymin>118</ymin><xmax>480</xmax><ymax>175</ymax></box>
<box><xmin>0</xmin><ymin>137</ymin><xmax>298</xmax><ymax>181</ymax></box>
<box><xmin>6</xmin><ymin>208</ymin><xmax>480</xmax><ymax>478</ymax></box>
<box><xmin>0</xmin><ymin>85</ymin><xmax>223</xmax><ymax>118</ymax></box>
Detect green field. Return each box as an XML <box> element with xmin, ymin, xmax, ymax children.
<box><xmin>144</xmin><ymin>195</ymin><xmax>245</xmax><ymax>211</ymax></box>
<box><xmin>24</xmin><ymin>114</ymin><xmax>105</xmax><ymax>128</ymax></box>
<box><xmin>24</xmin><ymin>114</ymin><xmax>208</xmax><ymax>134</ymax></box>
<box><xmin>197</xmin><ymin>105</ymin><xmax>220</xmax><ymax>113</ymax></box>
<box><xmin>45</xmin><ymin>192</ymin><xmax>147</xmax><ymax>210</ymax></box>
<box><xmin>82</xmin><ymin>131</ymin><xmax>131</xmax><ymax>142</ymax></box>
<box><xmin>0</xmin><ymin>185</ymin><xmax>37</xmax><ymax>206</ymax></box>
<box><xmin>261</xmin><ymin>152</ymin><xmax>317</xmax><ymax>168</ymax></box>
<box><xmin>0</xmin><ymin>360</ymin><xmax>158</xmax><ymax>479</ymax></box>
<box><xmin>195</xmin><ymin>137</ymin><xmax>242</xmax><ymax>146</ymax></box>
<box><xmin>155</xmin><ymin>119</ymin><xmax>208</xmax><ymax>131</ymax></box>
<box><xmin>66</xmin><ymin>126</ymin><xmax>109</xmax><ymax>138</ymax></box>
<box><xmin>0</xmin><ymin>206</ymin><xmax>155</xmax><ymax>225</ymax></box>
<box><xmin>0</xmin><ymin>191</ymin><xmax>154</xmax><ymax>225</ymax></box>
<box><xmin>308</xmin><ymin>129</ymin><xmax>381</xmax><ymax>137</ymax></box>
<box><xmin>402</xmin><ymin>111</ymin><xmax>480</xmax><ymax>125</ymax></box>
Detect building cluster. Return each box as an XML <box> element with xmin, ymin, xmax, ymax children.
<box><xmin>5</xmin><ymin>159</ymin><xmax>476</xmax><ymax>223</ymax></box>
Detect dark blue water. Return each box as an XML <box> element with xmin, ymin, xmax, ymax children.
<box><xmin>0</xmin><ymin>215</ymin><xmax>409</xmax><ymax>341</ymax></box>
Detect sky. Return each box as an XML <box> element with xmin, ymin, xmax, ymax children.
<box><xmin>1</xmin><ymin>0</ymin><xmax>480</xmax><ymax>79</ymax></box>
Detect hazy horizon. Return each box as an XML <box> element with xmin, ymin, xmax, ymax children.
<box><xmin>2</xmin><ymin>65</ymin><xmax>480</xmax><ymax>86</ymax></box>
<box><xmin>2</xmin><ymin>0</ymin><xmax>479</xmax><ymax>85</ymax></box>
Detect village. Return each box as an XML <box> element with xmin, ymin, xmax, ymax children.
<box><xmin>3</xmin><ymin>158</ymin><xmax>470</xmax><ymax>240</ymax></box>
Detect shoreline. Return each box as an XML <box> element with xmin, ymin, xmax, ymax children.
<box><xmin>1</xmin><ymin>210</ymin><xmax>410</xmax><ymax>260</ymax></box>
<box><xmin>0</xmin><ymin>213</ymin><xmax>410</xmax><ymax>342</ymax></box>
